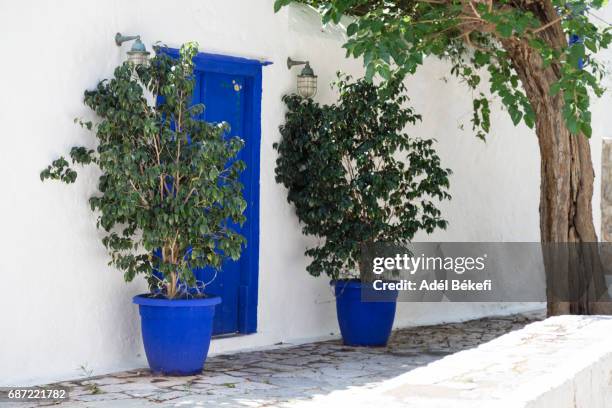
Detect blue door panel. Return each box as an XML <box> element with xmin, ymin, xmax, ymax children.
<box><xmin>192</xmin><ymin>71</ymin><xmax>247</xmax><ymax>336</ymax></box>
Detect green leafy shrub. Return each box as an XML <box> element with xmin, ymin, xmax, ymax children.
<box><xmin>41</xmin><ymin>43</ymin><xmax>246</xmax><ymax>299</ymax></box>
<box><xmin>274</xmin><ymin>75</ymin><xmax>451</xmax><ymax>280</ymax></box>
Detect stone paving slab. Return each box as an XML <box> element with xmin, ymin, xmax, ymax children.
<box><xmin>15</xmin><ymin>311</ymin><xmax>543</xmax><ymax>408</ymax></box>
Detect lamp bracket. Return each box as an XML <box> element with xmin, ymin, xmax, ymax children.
<box><xmin>287</xmin><ymin>57</ymin><xmax>309</xmax><ymax>70</ymax></box>
<box><xmin>115</xmin><ymin>33</ymin><xmax>141</xmax><ymax>46</ymax></box>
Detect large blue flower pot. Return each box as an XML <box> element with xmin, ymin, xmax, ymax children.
<box><xmin>333</xmin><ymin>280</ymin><xmax>398</xmax><ymax>347</ymax></box>
<box><xmin>133</xmin><ymin>295</ymin><xmax>221</xmax><ymax>375</ymax></box>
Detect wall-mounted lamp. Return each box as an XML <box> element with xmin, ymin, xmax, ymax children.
<box><xmin>287</xmin><ymin>57</ymin><xmax>317</xmax><ymax>99</ymax></box>
<box><xmin>115</xmin><ymin>33</ymin><xmax>151</xmax><ymax>66</ymax></box>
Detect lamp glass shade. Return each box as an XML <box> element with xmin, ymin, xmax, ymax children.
<box><xmin>126</xmin><ymin>39</ymin><xmax>150</xmax><ymax>66</ymax></box>
<box><xmin>297</xmin><ymin>74</ymin><xmax>317</xmax><ymax>99</ymax></box>
<box><xmin>127</xmin><ymin>50</ymin><xmax>151</xmax><ymax>66</ymax></box>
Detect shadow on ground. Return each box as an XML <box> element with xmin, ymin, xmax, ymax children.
<box><xmin>36</xmin><ymin>311</ymin><xmax>544</xmax><ymax>408</ymax></box>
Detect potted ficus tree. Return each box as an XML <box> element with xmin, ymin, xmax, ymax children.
<box><xmin>40</xmin><ymin>42</ymin><xmax>246</xmax><ymax>375</ymax></box>
<box><xmin>274</xmin><ymin>74</ymin><xmax>451</xmax><ymax>346</ymax></box>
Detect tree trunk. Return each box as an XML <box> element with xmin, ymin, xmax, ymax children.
<box><xmin>500</xmin><ymin>2</ymin><xmax>609</xmax><ymax>315</ymax></box>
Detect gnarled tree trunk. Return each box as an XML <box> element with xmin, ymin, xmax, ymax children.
<box><xmin>501</xmin><ymin>1</ymin><xmax>609</xmax><ymax>315</ymax></box>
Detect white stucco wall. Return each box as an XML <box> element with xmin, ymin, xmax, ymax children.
<box><xmin>1</xmin><ymin>0</ymin><xmax>610</xmax><ymax>386</ymax></box>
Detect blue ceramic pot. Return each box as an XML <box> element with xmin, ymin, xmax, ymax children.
<box><xmin>133</xmin><ymin>294</ymin><xmax>221</xmax><ymax>375</ymax></box>
<box><xmin>332</xmin><ymin>280</ymin><xmax>398</xmax><ymax>346</ymax></box>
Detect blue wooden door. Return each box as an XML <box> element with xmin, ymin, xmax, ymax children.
<box><xmin>192</xmin><ymin>71</ymin><xmax>249</xmax><ymax>336</ymax></box>
<box><xmin>163</xmin><ymin>48</ymin><xmax>263</xmax><ymax>337</ymax></box>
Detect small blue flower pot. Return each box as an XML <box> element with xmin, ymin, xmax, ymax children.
<box><xmin>133</xmin><ymin>294</ymin><xmax>221</xmax><ymax>375</ymax></box>
<box><xmin>332</xmin><ymin>280</ymin><xmax>398</xmax><ymax>347</ymax></box>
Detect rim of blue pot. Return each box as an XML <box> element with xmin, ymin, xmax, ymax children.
<box><xmin>133</xmin><ymin>294</ymin><xmax>221</xmax><ymax>307</ymax></box>
<box><xmin>330</xmin><ymin>279</ymin><xmax>363</xmax><ymax>289</ymax></box>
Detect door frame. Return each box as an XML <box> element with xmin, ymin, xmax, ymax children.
<box><xmin>163</xmin><ymin>48</ymin><xmax>268</xmax><ymax>334</ymax></box>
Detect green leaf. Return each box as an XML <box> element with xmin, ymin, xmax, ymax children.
<box><xmin>566</xmin><ymin>115</ymin><xmax>579</xmax><ymax>135</ymax></box>
<box><xmin>496</xmin><ymin>23</ymin><xmax>513</xmax><ymax>38</ymax></box>
<box><xmin>580</xmin><ymin>121</ymin><xmax>592</xmax><ymax>138</ymax></box>
<box><xmin>549</xmin><ymin>82</ymin><xmax>562</xmax><ymax>96</ymax></box>
<box><xmin>346</xmin><ymin>22</ymin><xmax>358</xmax><ymax>37</ymax></box>
<box><xmin>274</xmin><ymin>0</ymin><xmax>292</xmax><ymax>12</ymax></box>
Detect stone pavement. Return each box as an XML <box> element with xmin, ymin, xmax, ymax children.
<box><xmin>18</xmin><ymin>311</ymin><xmax>544</xmax><ymax>408</ymax></box>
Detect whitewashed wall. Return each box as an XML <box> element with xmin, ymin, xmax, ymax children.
<box><xmin>1</xmin><ymin>0</ymin><xmax>609</xmax><ymax>386</ymax></box>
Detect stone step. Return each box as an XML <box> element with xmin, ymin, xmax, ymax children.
<box><xmin>290</xmin><ymin>316</ymin><xmax>612</xmax><ymax>408</ymax></box>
